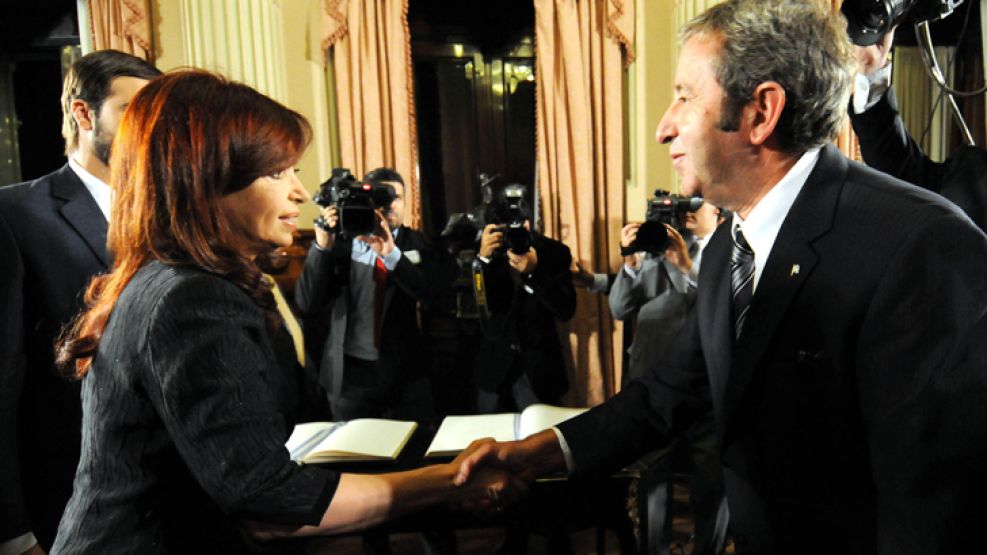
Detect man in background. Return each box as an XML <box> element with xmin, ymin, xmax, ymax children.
<box><xmin>0</xmin><ymin>50</ymin><xmax>160</xmax><ymax>554</ymax></box>
<box><xmin>849</xmin><ymin>26</ymin><xmax>987</xmax><ymax>232</ymax></box>
<box><xmin>473</xmin><ymin>185</ymin><xmax>576</xmax><ymax>413</ymax></box>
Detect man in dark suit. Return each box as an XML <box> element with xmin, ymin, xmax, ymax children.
<box><xmin>295</xmin><ymin>168</ymin><xmax>440</xmax><ymax>421</ymax></box>
<box><xmin>473</xmin><ymin>185</ymin><xmax>576</xmax><ymax>412</ymax></box>
<box><xmin>0</xmin><ymin>50</ymin><xmax>160</xmax><ymax>554</ymax></box>
<box><xmin>849</xmin><ymin>26</ymin><xmax>987</xmax><ymax>233</ymax></box>
<box><xmin>456</xmin><ymin>1</ymin><xmax>987</xmax><ymax>553</ymax></box>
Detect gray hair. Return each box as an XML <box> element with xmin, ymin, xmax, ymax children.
<box><xmin>681</xmin><ymin>0</ymin><xmax>854</xmax><ymax>154</ymax></box>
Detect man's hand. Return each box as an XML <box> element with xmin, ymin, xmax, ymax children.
<box><xmin>314</xmin><ymin>205</ymin><xmax>338</xmax><ymax>249</ymax></box>
<box><xmin>854</xmin><ymin>27</ymin><xmax>894</xmax><ymax>76</ymax></box>
<box><xmin>356</xmin><ymin>210</ymin><xmax>396</xmax><ymax>257</ymax></box>
<box><xmin>507</xmin><ymin>246</ymin><xmax>537</xmax><ymax>275</ymax></box>
<box><xmin>478</xmin><ymin>224</ymin><xmax>504</xmax><ymax>258</ymax></box>
<box><xmin>663</xmin><ymin>224</ymin><xmax>692</xmax><ymax>274</ymax></box>
<box><xmin>620</xmin><ymin>223</ymin><xmax>643</xmax><ymax>269</ymax></box>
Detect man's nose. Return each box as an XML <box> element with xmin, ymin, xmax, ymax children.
<box><xmin>655</xmin><ymin>105</ymin><xmax>676</xmax><ymax>144</ymax></box>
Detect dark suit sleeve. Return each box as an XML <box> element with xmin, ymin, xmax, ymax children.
<box><xmin>523</xmin><ymin>239</ymin><xmax>576</xmax><ymax>322</ymax></box>
<box><xmin>855</xmin><ymin>211</ymin><xmax>987</xmax><ymax>547</ymax></box>
<box><xmin>388</xmin><ymin>231</ymin><xmax>451</xmax><ymax>305</ymax></box>
<box><xmin>557</xmin><ymin>305</ymin><xmax>712</xmax><ymax>477</ymax></box>
<box><xmin>850</xmin><ymin>88</ymin><xmax>948</xmax><ymax>192</ymax></box>
<box><xmin>293</xmin><ymin>244</ymin><xmax>341</xmax><ymax>317</ymax></box>
<box><xmin>0</xmin><ymin>209</ymin><xmax>31</xmax><ymax>542</ymax></box>
<box><xmin>144</xmin><ymin>276</ymin><xmax>338</xmax><ymax>523</ymax></box>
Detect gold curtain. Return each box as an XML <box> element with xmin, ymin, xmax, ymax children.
<box><xmin>320</xmin><ymin>0</ymin><xmax>421</xmax><ymax>228</ymax></box>
<box><xmin>87</xmin><ymin>0</ymin><xmax>153</xmax><ymax>61</ymax></box>
<box><xmin>534</xmin><ymin>0</ymin><xmax>634</xmax><ymax>406</ymax></box>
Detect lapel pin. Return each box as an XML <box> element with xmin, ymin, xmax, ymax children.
<box><xmin>790</xmin><ymin>264</ymin><xmax>800</xmax><ymax>277</ymax></box>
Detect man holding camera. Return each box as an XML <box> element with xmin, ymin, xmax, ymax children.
<box><xmin>295</xmin><ymin>168</ymin><xmax>437</xmax><ymax>422</ymax></box>
<box><xmin>848</xmin><ymin>25</ymin><xmax>987</xmax><ymax>232</ymax></box>
<box><xmin>473</xmin><ymin>185</ymin><xmax>576</xmax><ymax>413</ymax></box>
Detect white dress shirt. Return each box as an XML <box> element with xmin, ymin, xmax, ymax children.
<box><xmin>732</xmin><ymin>148</ymin><xmax>821</xmax><ymax>292</ymax></box>
<box><xmin>68</xmin><ymin>157</ymin><xmax>111</xmax><ymax>221</ymax></box>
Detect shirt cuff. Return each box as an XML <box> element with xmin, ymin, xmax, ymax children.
<box><xmin>590</xmin><ymin>273</ymin><xmax>609</xmax><ymax>294</ymax></box>
<box><xmin>551</xmin><ymin>426</ymin><xmax>576</xmax><ymax>475</ymax></box>
<box><xmin>0</xmin><ymin>533</ymin><xmax>37</xmax><ymax>555</ymax></box>
<box><xmin>381</xmin><ymin>245</ymin><xmax>402</xmax><ymax>271</ymax></box>
<box><xmin>853</xmin><ymin>62</ymin><xmax>892</xmax><ymax>114</ymax></box>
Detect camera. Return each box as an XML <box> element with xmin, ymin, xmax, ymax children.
<box><xmin>440</xmin><ymin>179</ymin><xmax>532</xmax><ymax>256</ymax></box>
<box><xmin>313</xmin><ymin>167</ymin><xmax>397</xmax><ymax>237</ymax></box>
<box><xmin>842</xmin><ymin>0</ymin><xmax>963</xmax><ymax>46</ymax></box>
<box><xmin>489</xmin><ymin>184</ymin><xmax>532</xmax><ymax>255</ymax></box>
<box><xmin>630</xmin><ymin>189</ymin><xmax>703</xmax><ymax>255</ymax></box>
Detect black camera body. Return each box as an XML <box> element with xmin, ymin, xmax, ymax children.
<box><xmin>313</xmin><ymin>168</ymin><xmax>397</xmax><ymax>237</ymax></box>
<box><xmin>490</xmin><ymin>184</ymin><xmax>532</xmax><ymax>255</ymax></box>
<box><xmin>842</xmin><ymin>0</ymin><xmax>963</xmax><ymax>46</ymax></box>
<box><xmin>631</xmin><ymin>189</ymin><xmax>703</xmax><ymax>255</ymax></box>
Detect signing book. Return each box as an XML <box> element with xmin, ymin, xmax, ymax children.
<box><xmin>286</xmin><ymin>419</ymin><xmax>417</xmax><ymax>464</ymax></box>
<box><xmin>425</xmin><ymin>404</ymin><xmax>587</xmax><ymax>458</ymax></box>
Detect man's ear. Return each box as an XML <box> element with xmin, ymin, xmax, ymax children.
<box><xmin>71</xmin><ymin>99</ymin><xmax>96</xmax><ymax>132</ymax></box>
<box><xmin>745</xmin><ymin>81</ymin><xmax>785</xmax><ymax>146</ymax></box>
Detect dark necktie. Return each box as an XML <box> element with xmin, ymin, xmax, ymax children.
<box><xmin>730</xmin><ymin>227</ymin><xmax>755</xmax><ymax>340</ymax></box>
<box><xmin>373</xmin><ymin>257</ymin><xmax>388</xmax><ymax>348</ymax></box>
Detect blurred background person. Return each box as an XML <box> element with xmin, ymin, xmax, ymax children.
<box><xmin>0</xmin><ymin>49</ymin><xmax>161</xmax><ymax>555</ymax></box>
<box><xmin>473</xmin><ymin>184</ymin><xmax>576</xmax><ymax>414</ymax></box>
<box><xmin>295</xmin><ymin>167</ymin><xmax>439</xmax><ymax>423</ymax></box>
<box><xmin>849</xmin><ymin>26</ymin><xmax>987</xmax><ymax>232</ymax></box>
<box><xmin>51</xmin><ymin>70</ymin><xmax>515</xmax><ymax>554</ymax></box>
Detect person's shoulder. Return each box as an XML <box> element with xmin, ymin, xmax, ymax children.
<box><xmin>124</xmin><ymin>261</ymin><xmax>258</xmax><ymax>319</ymax></box>
<box><xmin>0</xmin><ymin>166</ymin><xmax>67</xmax><ymax>207</ymax></box>
<box><xmin>845</xmin><ymin>158</ymin><xmax>968</xmax><ymax>220</ymax></box>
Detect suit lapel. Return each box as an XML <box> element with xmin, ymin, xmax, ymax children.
<box><xmin>51</xmin><ymin>164</ymin><xmax>111</xmax><ymax>267</ymax></box>
<box><xmin>698</xmin><ymin>223</ymin><xmax>735</xmax><ymax>421</ymax></box>
<box><xmin>719</xmin><ymin>145</ymin><xmax>847</xmax><ymax>425</ymax></box>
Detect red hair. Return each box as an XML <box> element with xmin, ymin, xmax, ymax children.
<box><xmin>57</xmin><ymin>71</ymin><xmax>311</xmax><ymax>378</ymax></box>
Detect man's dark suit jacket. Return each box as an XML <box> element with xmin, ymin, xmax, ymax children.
<box><xmin>294</xmin><ymin>226</ymin><xmax>442</xmax><ymax>405</ymax></box>
<box><xmin>0</xmin><ymin>164</ymin><xmax>109</xmax><ymax>549</ymax></box>
<box><xmin>557</xmin><ymin>145</ymin><xmax>987</xmax><ymax>554</ymax></box>
<box><xmin>475</xmin><ymin>233</ymin><xmax>576</xmax><ymax>403</ymax></box>
<box><xmin>850</xmin><ymin>87</ymin><xmax>987</xmax><ymax>232</ymax></box>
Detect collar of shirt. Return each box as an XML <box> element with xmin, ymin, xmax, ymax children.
<box><xmin>732</xmin><ymin>147</ymin><xmax>820</xmax><ymax>292</ymax></box>
<box><xmin>68</xmin><ymin>157</ymin><xmax>112</xmax><ymax>222</ymax></box>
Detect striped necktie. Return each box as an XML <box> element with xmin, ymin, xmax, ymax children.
<box><xmin>730</xmin><ymin>227</ymin><xmax>755</xmax><ymax>340</ymax></box>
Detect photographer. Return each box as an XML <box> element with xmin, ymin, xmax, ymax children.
<box><xmin>295</xmin><ymin>168</ymin><xmax>438</xmax><ymax>422</ymax></box>
<box><xmin>849</xmin><ymin>26</ymin><xmax>987</xmax><ymax>232</ymax></box>
<box><xmin>473</xmin><ymin>185</ymin><xmax>576</xmax><ymax>413</ymax></box>
<box><xmin>609</xmin><ymin>200</ymin><xmax>725</xmax><ymax>554</ymax></box>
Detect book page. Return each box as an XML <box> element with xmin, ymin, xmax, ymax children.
<box><xmin>517</xmin><ymin>404</ymin><xmax>588</xmax><ymax>439</ymax></box>
<box><xmin>425</xmin><ymin>413</ymin><xmax>517</xmax><ymax>457</ymax></box>
<box><xmin>287</xmin><ymin>419</ymin><xmax>417</xmax><ymax>463</ymax></box>
<box><xmin>286</xmin><ymin>422</ymin><xmax>341</xmax><ymax>462</ymax></box>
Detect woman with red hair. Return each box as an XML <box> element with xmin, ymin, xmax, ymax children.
<box><xmin>52</xmin><ymin>71</ymin><xmax>514</xmax><ymax>553</ymax></box>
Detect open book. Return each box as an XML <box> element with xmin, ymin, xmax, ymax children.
<box><xmin>425</xmin><ymin>404</ymin><xmax>588</xmax><ymax>458</ymax></box>
<box><xmin>286</xmin><ymin>419</ymin><xmax>417</xmax><ymax>464</ymax></box>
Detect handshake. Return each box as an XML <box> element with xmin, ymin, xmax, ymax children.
<box><xmin>447</xmin><ymin>430</ymin><xmax>565</xmax><ymax>515</ymax></box>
